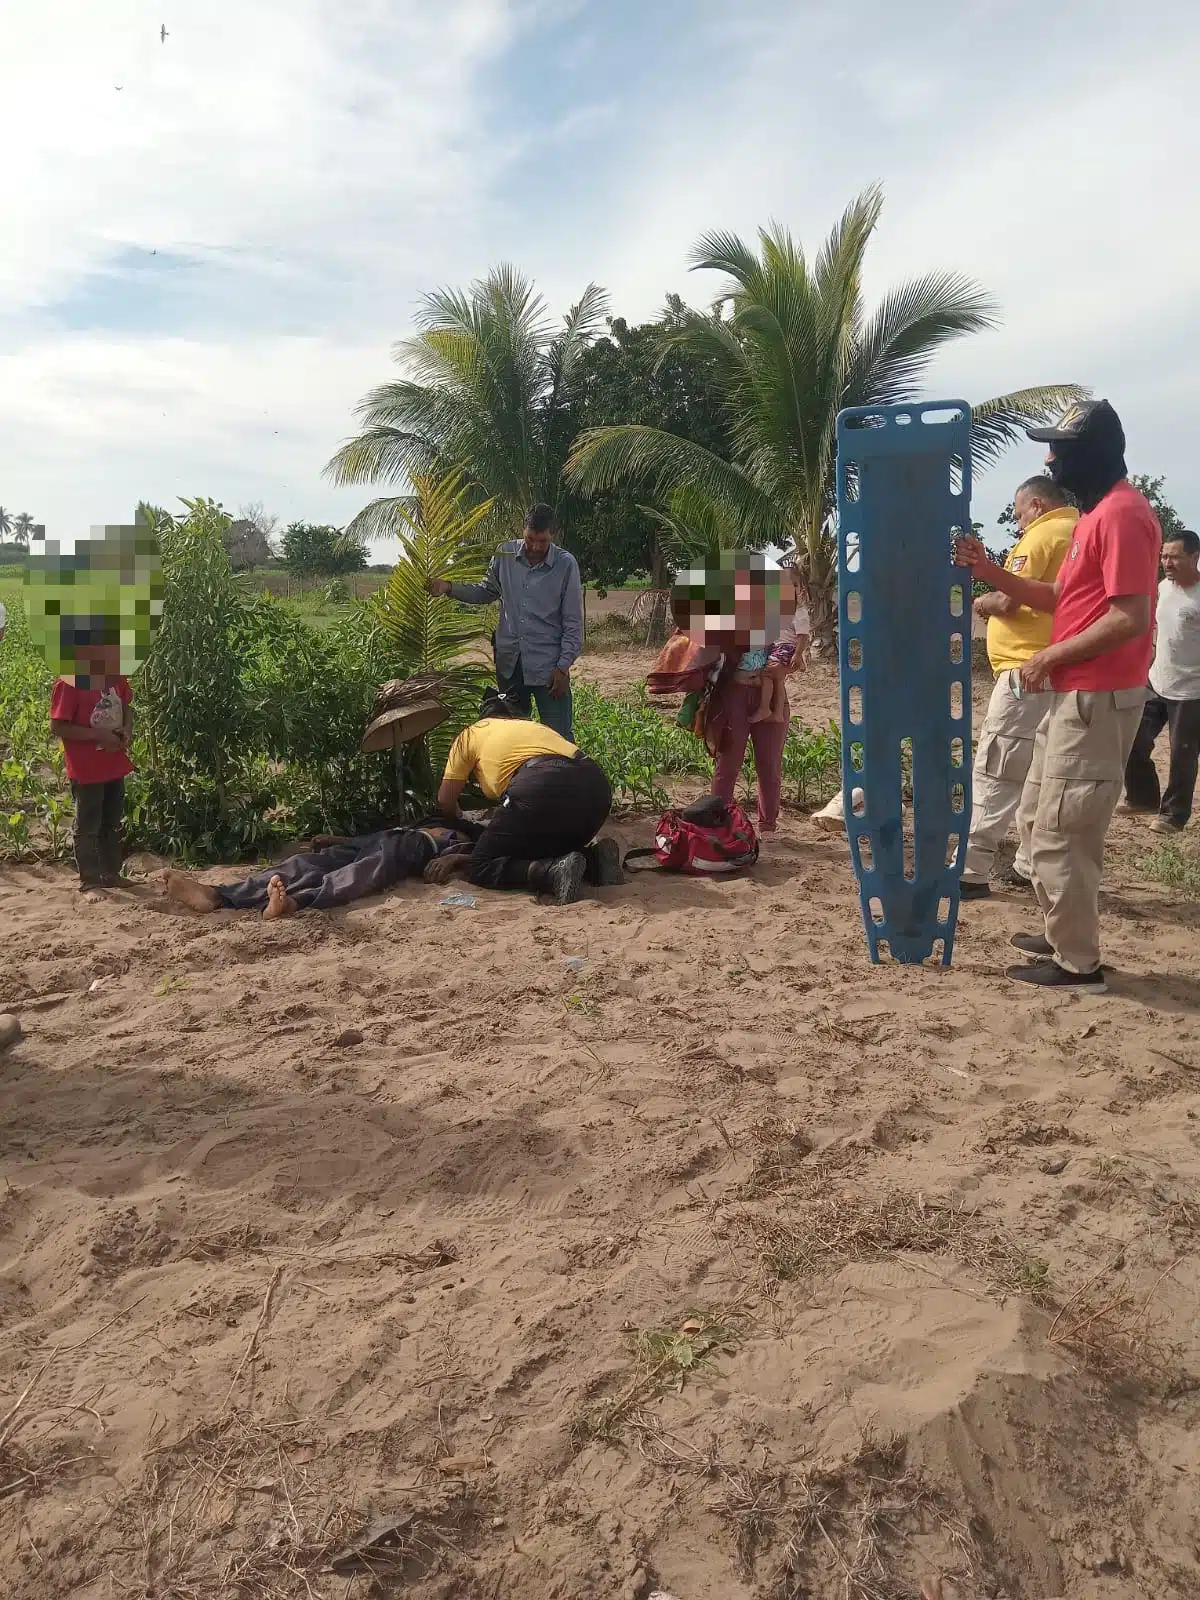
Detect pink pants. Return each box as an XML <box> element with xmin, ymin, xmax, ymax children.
<box><xmin>712</xmin><ymin>681</ymin><xmax>787</xmax><ymax>828</ymax></box>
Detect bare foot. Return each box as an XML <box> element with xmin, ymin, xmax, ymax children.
<box><xmin>263</xmin><ymin>875</ymin><xmax>298</xmax><ymax>920</ymax></box>
<box><xmin>748</xmin><ymin>707</ymin><xmax>770</xmax><ymax>724</ymax></box>
<box><xmin>163</xmin><ymin>870</ymin><xmax>224</xmax><ymax>913</ymax></box>
<box><xmin>758</xmin><ymin>819</ymin><xmax>778</xmax><ymax>834</ymax></box>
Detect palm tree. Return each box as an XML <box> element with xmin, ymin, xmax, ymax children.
<box><xmin>565</xmin><ymin>187</ymin><xmax>1084</xmax><ymax>639</ymax></box>
<box><xmin>11</xmin><ymin>512</ymin><xmax>34</xmax><ymax>546</ymax></box>
<box><xmin>326</xmin><ymin>266</ymin><xmax>609</xmax><ymax>544</ymax></box>
<box><xmin>0</xmin><ymin>508</ymin><xmax>11</xmax><ymax>542</ymax></box>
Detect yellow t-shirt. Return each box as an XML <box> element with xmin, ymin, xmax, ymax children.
<box><xmin>442</xmin><ymin>718</ymin><xmax>578</xmax><ymax>800</ymax></box>
<box><xmin>986</xmin><ymin>505</ymin><xmax>1079</xmax><ymax>673</ymax></box>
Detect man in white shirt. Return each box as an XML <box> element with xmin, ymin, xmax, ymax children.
<box><xmin>1123</xmin><ymin>529</ymin><xmax>1200</xmax><ymax>832</ymax></box>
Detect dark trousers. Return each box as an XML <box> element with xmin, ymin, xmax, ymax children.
<box><xmin>72</xmin><ymin>778</ymin><xmax>125</xmax><ymax>886</ymax></box>
<box><xmin>218</xmin><ymin>830</ymin><xmax>435</xmax><ymax>912</ymax></box>
<box><xmin>1124</xmin><ymin>691</ymin><xmax>1200</xmax><ymax>827</ymax></box>
<box><xmin>496</xmin><ymin>655</ymin><xmax>574</xmax><ymax>740</ymax></box>
<box><xmin>468</xmin><ymin>755</ymin><xmax>612</xmax><ymax>890</ymax></box>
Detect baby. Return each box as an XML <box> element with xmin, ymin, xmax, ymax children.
<box><xmin>736</xmin><ymin>569</ymin><xmax>811</xmax><ymax>722</ymax></box>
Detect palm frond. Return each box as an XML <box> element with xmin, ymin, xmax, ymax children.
<box><xmin>969</xmin><ymin>384</ymin><xmax>1089</xmax><ymax>472</ymax></box>
<box><xmin>566</xmin><ymin>425</ymin><xmax>786</xmax><ymax>545</ymax></box>
<box><xmin>641</xmin><ymin>484</ymin><xmax>744</xmax><ymax>572</ymax></box>
<box><xmin>845</xmin><ymin>273</ymin><xmax>999</xmax><ymax>406</ymax></box>
<box><xmin>372</xmin><ymin>469</ymin><xmax>497</xmax><ymax>675</ymax></box>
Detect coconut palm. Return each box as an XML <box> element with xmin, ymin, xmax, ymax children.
<box><xmin>326</xmin><ymin>266</ymin><xmax>609</xmax><ymax>544</ymax></box>
<box><xmin>0</xmin><ymin>508</ymin><xmax>11</xmax><ymax>541</ymax></box>
<box><xmin>565</xmin><ymin>187</ymin><xmax>1084</xmax><ymax>639</ymax></box>
<box><xmin>11</xmin><ymin>512</ymin><xmax>34</xmax><ymax>545</ymax></box>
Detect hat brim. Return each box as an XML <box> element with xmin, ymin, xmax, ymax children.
<box><xmin>1024</xmin><ymin>425</ymin><xmax>1073</xmax><ymax>443</ymax></box>
<box><xmin>360</xmin><ymin>700</ymin><xmax>447</xmax><ymax>752</ymax></box>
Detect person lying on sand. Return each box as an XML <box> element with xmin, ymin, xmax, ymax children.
<box><xmin>164</xmin><ymin>819</ymin><xmax>478</xmax><ymax>919</ymax></box>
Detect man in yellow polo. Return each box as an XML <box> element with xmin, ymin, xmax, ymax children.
<box><xmin>960</xmin><ymin>476</ymin><xmax>1078</xmax><ymax>898</ymax></box>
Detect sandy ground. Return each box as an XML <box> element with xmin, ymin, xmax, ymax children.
<box><xmin>1</xmin><ymin>655</ymin><xmax>1198</xmax><ymax>1600</ymax></box>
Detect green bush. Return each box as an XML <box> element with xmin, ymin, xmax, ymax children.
<box><xmin>1140</xmin><ymin>839</ymin><xmax>1200</xmax><ymax>896</ymax></box>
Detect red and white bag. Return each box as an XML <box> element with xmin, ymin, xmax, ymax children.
<box><xmin>624</xmin><ymin>801</ymin><xmax>759</xmax><ymax>875</ymax></box>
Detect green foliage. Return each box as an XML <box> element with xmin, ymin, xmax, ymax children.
<box><xmin>281</xmin><ymin>521</ymin><xmax>367</xmax><ymax>577</ymax></box>
<box><xmin>1139</xmin><ymin>838</ymin><xmax>1200</xmax><ymax>896</ymax></box>
<box><xmin>567</xmin><ymin>187</ymin><xmax>1084</xmax><ymax>638</ymax></box>
<box><xmin>0</xmin><ymin>591</ymin><xmax>71</xmax><ymax>861</ymax></box>
<box><xmin>569</xmin><ymin>303</ymin><xmax>732</xmax><ymax>586</ymax></box>
<box><xmin>572</xmin><ymin>681</ymin><xmax>842</xmax><ymax>812</ymax></box>
<box><xmin>1129</xmin><ymin>475</ymin><xmax>1187</xmax><ymax>540</ymax></box>
<box><xmin>371</xmin><ymin>470</ymin><xmax>495</xmax><ymax>675</ymax></box>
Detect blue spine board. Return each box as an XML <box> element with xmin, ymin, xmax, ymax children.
<box><xmin>835</xmin><ymin>401</ymin><xmax>973</xmax><ymax>966</ymax></box>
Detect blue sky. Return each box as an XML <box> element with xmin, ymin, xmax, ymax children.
<box><xmin>1</xmin><ymin>0</ymin><xmax>1197</xmax><ymax>558</ymax></box>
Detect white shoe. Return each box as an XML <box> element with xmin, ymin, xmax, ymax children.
<box><xmin>814</xmin><ymin>789</ymin><xmax>863</xmax><ymax>833</ymax></box>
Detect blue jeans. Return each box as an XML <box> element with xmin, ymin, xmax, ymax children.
<box><xmin>497</xmin><ymin>655</ymin><xmax>574</xmax><ymax>740</ymax></box>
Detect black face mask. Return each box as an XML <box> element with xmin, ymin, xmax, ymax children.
<box><xmin>1047</xmin><ymin>437</ymin><xmax>1128</xmax><ymax>512</ymax></box>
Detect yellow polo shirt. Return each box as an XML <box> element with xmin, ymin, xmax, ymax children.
<box><xmin>986</xmin><ymin>505</ymin><xmax>1079</xmax><ymax>673</ymax></box>
<box><xmin>443</xmin><ymin>718</ymin><xmax>578</xmax><ymax>800</ymax></box>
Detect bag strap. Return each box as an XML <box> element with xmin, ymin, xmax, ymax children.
<box><xmin>622</xmin><ymin>846</ymin><xmax>661</xmax><ymax>871</ymax></box>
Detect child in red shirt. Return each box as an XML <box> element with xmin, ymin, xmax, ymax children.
<box><xmin>49</xmin><ymin>643</ymin><xmax>134</xmax><ymax>889</ymax></box>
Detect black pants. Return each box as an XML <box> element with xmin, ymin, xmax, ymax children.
<box><xmin>72</xmin><ymin>778</ymin><xmax>125</xmax><ymax>886</ymax></box>
<box><xmin>467</xmin><ymin>755</ymin><xmax>612</xmax><ymax>891</ymax></box>
<box><xmin>217</xmin><ymin>829</ymin><xmax>436</xmax><ymax>912</ymax></box>
<box><xmin>1124</xmin><ymin>692</ymin><xmax>1200</xmax><ymax>827</ymax></box>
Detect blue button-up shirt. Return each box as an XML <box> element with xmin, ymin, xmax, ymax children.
<box><xmin>449</xmin><ymin>541</ymin><xmax>584</xmax><ymax>687</ymax></box>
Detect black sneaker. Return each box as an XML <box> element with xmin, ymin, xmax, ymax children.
<box><xmin>1007</xmin><ymin>960</ymin><xmax>1106</xmax><ymax>993</ymax></box>
<box><xmin>996</xmin><ymin>866</ymin><xmax>1033</xmax><ymax>891</ymax></box>
<box><xmin>545</xmin><ymin>852</ymin><xmax>587</xmax><ymax>905</ymax></box>
<box><xmin>959</xmin><ymin>880</ymin><xmax>992</xmax><ymax>900</ymax></box>
<box><xmin>587</xmin><ymin>837</ymin><xmax>623</xmax><ymax>887</ymax></box>
<box><xmin>1011</xmin><ymin>932</ymin><xmax>1054</xmax><ymax>957</ymax></box>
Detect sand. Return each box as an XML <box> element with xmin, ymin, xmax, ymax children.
<box><xmin>1</xmin><ymin>657</ymin><xmax>1198</xmax><ymax>1600</ymax></box>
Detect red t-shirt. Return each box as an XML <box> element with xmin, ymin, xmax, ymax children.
<box><xmin>1050</xmin><ymin>481</ymin><xmax>1161</xmax><ymax>691</ymax></box>
<box><xmin>50</xmin><ymin>677</ymin><xmax>135</xmax><ymax>784</ymax></box>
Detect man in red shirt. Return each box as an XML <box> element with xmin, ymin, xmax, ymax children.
<box><xmin>955</xmin><ymin>400</ymin><xmax>1160</xmax><ymax>992</ymax></box>
<box><xmin>49</xmin><ymin>638</ymin><xmax>134</xmax><ymax>890</ymax></box>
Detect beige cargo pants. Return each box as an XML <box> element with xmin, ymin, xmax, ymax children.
<box><xmin>962</xmin><ymin>673</ymin><xmax>1053</xmax><ymax>883</ymax></box>
<box><xmin>1016</xmin><ymin>689</ymin><xmax>1146</xmax><ymax>974</ymax></box>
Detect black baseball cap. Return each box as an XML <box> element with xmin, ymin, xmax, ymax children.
<box><xmin>1026</xmin><ymin>398</ymin><xmax>1125</xmax><ymax>453</ymax></box>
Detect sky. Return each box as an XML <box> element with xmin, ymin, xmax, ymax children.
<box><xmin>1</xmin><ymin>0</ymin><xmax>1197</xmax><ymax>561</ymax></box>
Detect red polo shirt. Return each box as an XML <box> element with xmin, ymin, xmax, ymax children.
<box><xmin>1050</xmin><ymin>481</ymin><xmax>1160</xmax><ymax>691</ymax></box>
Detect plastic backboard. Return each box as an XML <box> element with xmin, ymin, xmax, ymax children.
<box><xmin>835</xmin><ymin>401</ymin><xmax>973</xmax><ymax>965</ymax></box>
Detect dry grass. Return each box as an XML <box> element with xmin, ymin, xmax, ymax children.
<box><xmin>1047</xmin><ymin>1258</ymin><xmax>1187</xmax><ymax>1387</ymax></box>
<box><xmin>108</xmin><ymin>1410</ymin><xmax>482</xmax><ymax>1597</ymax></box>
<box><xmin>710</xmin><ymin>1428</ymin><xmax>973</xmax><ymax>1600</ymax></box>
<box><xmin>581</xmin><ymin>1309</ymin><xmax>747</xmax><ymax>1443</ymax></box>
<box><xmin>721</xmin><ymin>1188</ymin><xmax>1054</xmax><ymax>1307</ymax></box>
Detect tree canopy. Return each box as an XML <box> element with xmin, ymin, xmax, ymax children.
<box><xmin>281</xmin><ymin>522</ymin><xmax>367</xmax><ymax>577</ymax></box>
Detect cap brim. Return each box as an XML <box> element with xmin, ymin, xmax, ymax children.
<box><xmin>1024</xmin><ymin>425</ymin><xmax>1071</xmax><ymax>443</ymax></box>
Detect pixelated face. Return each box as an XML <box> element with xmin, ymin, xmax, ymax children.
<box><xmin>25</xmin><ymin>525</ymin><xmax>163</xmax><ymax>685</ymax></box>
<box><xmin>670</xmin><ymin>549</ymin><xmax>786</xmax><ymax>648</ymax></box>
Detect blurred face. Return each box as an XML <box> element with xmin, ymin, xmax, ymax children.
<box><xmin>522</xmin><ymin>523</ymin><xmax>553</xmax><ymax>563</ymax></box>
<box><xmin>1013</xmin><ymin>488</ymin><xmax>1045</xmax><ymax>531</ymax></box>
<box><xmin>1161</xmin><ymin>539</ymin><xmax>1200</xmax><ymax>585</ymax></box>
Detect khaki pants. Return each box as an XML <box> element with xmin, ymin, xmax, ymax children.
<box><xmin>1016</xmin><ymin>689</ymin><xmax>1146</xmax><ymax>974</ymax></box>
<box><xmin>962</xmin><ymin>673</ymin><xmax>1053</xmax><ymax>883</ymax></box>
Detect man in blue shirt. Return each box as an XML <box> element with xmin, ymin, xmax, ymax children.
<box><xmin>427</xmin><ymin>503</ymin><xmax>584</xmax><ymax>739</ymax></box>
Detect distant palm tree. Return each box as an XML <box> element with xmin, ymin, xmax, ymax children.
<box><xmin>326</xmin><ymin>265</ymin><xmax>609</xmax><ymax>543</ymax></box>
<box><xmin>0</xmin><ymin>507</ymin><xmax>12</xmax><ymax>541</ymax></box>
<box><xmin>11</xmin><ymin>512</ymin><xmax>35</xmax><ymax>545</ymax></box>
<box><xmin>565</xmin><ymin>187</ymin><xmax>1084</xmax><ymax>639</ymax></box>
